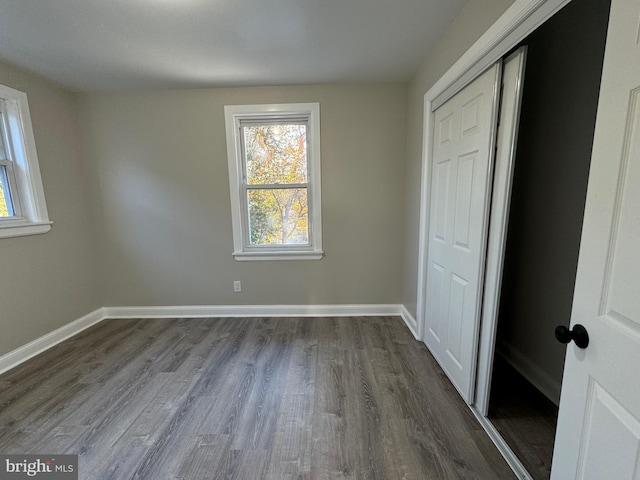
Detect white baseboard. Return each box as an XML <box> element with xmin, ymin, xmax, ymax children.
<box><xmin>496</xmin><ymin>340</ymin><xmax>562</xmax><ymax>406</ymax></box>
<box><xmin>102</xmin><ymin>304</ymin><xmax>402</xmax><ymax>319</ymax></box>
<box><xmin>400</xmin><ymin>305</ymin><xmax>420</xmax><ymax>340</ymax></box>
<box><xmin>0</xmin><ymin>304</ymin><xmax>407</xmax><ymax>375</ymax></box>
<box><xmin>0</xmin><ymin>307</ymin><xmax>106</xmax><ymax>375</ymax></box>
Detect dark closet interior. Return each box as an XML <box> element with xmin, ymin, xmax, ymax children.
<box><xmin>487</xmin><ymin>0</ymin><xmax>611</xmax><ymax>478</ymax></box>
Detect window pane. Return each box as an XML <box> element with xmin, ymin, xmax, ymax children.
<box><xmin>0</xmin><ymin>127</ymin><xmax>7</xmax><ymax>161</ymax></box>
<box><xmin>243</xmin><ymin>124</ymin><xmax>307</xmax><ymax>185</ymax></box>
<box><xmin>0</xmin><ymin>106</ymin><xmax>7</xmax><ymax>161</ymax></box>
<box><xmin>247</xmin><ymin>188</ymin><xmax>308</xmax><ymax>245</ymax></box>
<box><xmin>0</xmin><ymin>166</ymin><xmax>13</xmax><ymax>217</ymax></box>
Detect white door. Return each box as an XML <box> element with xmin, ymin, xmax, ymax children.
<box><xmin>551</xmin><ymin>0</ymin><xmax>640</xmax><ymax>477</ymax></box>
<box><xmin>423</xmin><ymin>63</ymin><xmax>501</xmax><ymax>402</ymax></box>
<box><xmin>475</xmin><ymin>49</ymin><xmax>527</xmax><ymax>415</ymax></box>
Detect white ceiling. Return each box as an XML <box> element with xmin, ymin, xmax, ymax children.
<box><xmin>0</xmin><ymin>0</ymin><xmax>468</xmax><ymax>92</ymax></box>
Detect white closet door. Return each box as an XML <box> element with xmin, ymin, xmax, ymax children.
<box><xmin>475</xmin><ymin>48</ymin><xmax>527</xmax><ymax>415</ymax></box>
<box><xmin>423</xmin><ymin>63</ymin><xmax>501</xmax><ymax>403</ymax></box>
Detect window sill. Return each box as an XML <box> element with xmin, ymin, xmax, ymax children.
<box><xmin>233</xmin><ymin>251</ymin><xmax>324</xmax><ymax>261</ymax></box>
<box><xmin>0</xmin><ymin>221</ymin><xmax>52</xmax><ymax>239</ymax></box>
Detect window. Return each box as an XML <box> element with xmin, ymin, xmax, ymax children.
<box><xmin>0</xmin><ymin>84</ymin><xmax>51</xmax><ymax>238</ymax></box>
<box><xmin>225</xmin><ymin>103</ymin><xmax>322</xmax><ymax>261</ymax></box>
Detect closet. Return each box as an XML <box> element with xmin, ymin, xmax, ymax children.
<box><xmin>487</xmin><ymin>0</ymin><xmax>611</xmax><ymax>477</ymax></box>
<box><xmin>420</xmin><ymin>0</ymin><xmax>612</xmax><ymax>477</ymax></box>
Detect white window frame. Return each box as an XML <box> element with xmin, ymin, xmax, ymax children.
<box><xmin>0</xmin><ymin>83</ymin><xmax>51</xmax><ymax>239</ymax></box>
<box><xmin>224</xmin><ymin>103</ymin><xmax>323</xmax><ymax>261</ymax></box>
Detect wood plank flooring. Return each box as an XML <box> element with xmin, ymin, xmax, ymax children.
<box><xmin>488</xmin><ymin>356</ymin><xmax>558</xmax><ymax>480</ymax></box>
<box><xmin>0</xmin><ymin>317</ymin><xmax>515</xmax><ymax>479</ymax></box>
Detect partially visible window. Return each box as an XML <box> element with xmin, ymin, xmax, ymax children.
<box><xmin>0</xmin><ymin>84</ymin><xmax>51</xmax><ymax>238</ymax></box>
<box><xmin>225</xmin><ymin>103</ymin><xmax>322</xmax><ymax>261</ymax></box>
<box><xmin>0</xmin><ymin>98</ymin><xmax>20</xmax><ymax>218</ymax></box>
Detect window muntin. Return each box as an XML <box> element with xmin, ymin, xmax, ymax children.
<box><xmin>225</xmin><ymin>104</ymin><xmax>322</xmax><ymax>261</ymax></box>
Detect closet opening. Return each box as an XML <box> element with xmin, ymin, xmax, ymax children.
<box><xmin>485</xmin><ymin>0</ymin><xmax>611</xmax><ymax>478</ymax></box>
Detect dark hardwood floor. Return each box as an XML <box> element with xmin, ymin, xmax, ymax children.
<box><xmin>0</xmin><ymin>317</ymin><xmax>515</xmax><ymax>479</ymax></box>
<box><xmin>488</xmin><ymin>355</ymin><xmax>558</xmax><ymax>480</ymax></box>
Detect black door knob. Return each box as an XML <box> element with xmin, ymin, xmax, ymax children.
<box><xmin>555</xmin><ymin>324</ymin><xmax>589</xmax><ymax>349</ymax></box>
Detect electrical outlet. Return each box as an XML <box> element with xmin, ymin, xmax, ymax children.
<box><xmin>233</xmin><ymin>280</ymin><xmax>242</xmax><ymax>293</ymax></box>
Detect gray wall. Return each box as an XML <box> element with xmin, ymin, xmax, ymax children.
<box><xmin>0</xmin><ymin>61</ymin><xmax>101</xmax><ymax>357</ymax></box>
<box><xmin>78</xmin><ymin>84</ymin><xmax>407</xmax><ymax>307</ymax></box>
<box><xmin>496</xmin><ymin>0</ymin><xmax>610</xmax><ymax>385</ymax></box>
<box><xmin>402</xmin><ymin>0</ymin><xmax>516</xmax><ymax>318</ymax></box>
<box><xmin>0</xmin><ymin>0</ymin><xmax>522</xmax><ymax>358</ymax></box>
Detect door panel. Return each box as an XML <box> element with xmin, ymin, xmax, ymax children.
<box><xmin>427</xmin><ymin>262</ymin><xmax>446</xmax><ymax>342</ymax></box>
<box><xmin>447</xmin><ymin>273</ymin><xmax>468</xmax><ymax>365</ymax></box>
<box><xmin>608</xmin><ymin>90</ymin><xmax>640</xmax><ymax>319</ymax></box>
<box><xmin>453</xmin><ymin>153</ymin><xmax>476</xmax><ymax>248</ymax></box>
<box><xmin>461</xmin><ymin>94</ymin><xmax>482</xmax><ymax>136</ymax></box>
<box><xmin>551</xmin><ymin>0</ymin><xmax>640</xmax><ymax>477</ymax></box>
<box><xmin>433</xmin><ymin>160</ymin><xmax>451</xmax><ymax>241</ymax></box>
<box><xmin>577</xmin><ymin>381</ymin><xmax>640</xmax><ymax>479</ymax></box>
<box><xmin>424</xmin><ymin>63</ymin><xmax>501</xmax><ymax>402</ymax></box>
